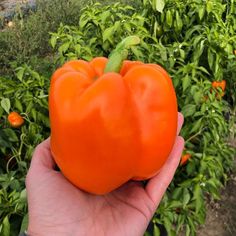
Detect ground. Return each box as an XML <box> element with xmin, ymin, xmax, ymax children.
<box><xmin>198</xmin><ymin>135</ymin><xmax>236</xmax><ymax>236</ymax></box>
<box><xmin>197</xmin><ymin>157</ymin><xmax>236</xmax><ymax>236</ymax></box>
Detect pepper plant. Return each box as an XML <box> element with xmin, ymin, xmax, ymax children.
<box><xmin>48</xmin><ymin>1</ymin><xmax>236</xmax><ymax>235</ymax></box>
<box><xmin>0</xmin><ymin>65</ymin><xmax>50</xmax><ymax>235</ymax></box>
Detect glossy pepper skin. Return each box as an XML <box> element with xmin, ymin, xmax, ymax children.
<box><xmin>49</xmin><ymin>57</ymin><xmax>178</xmax><ymax>195</ymax></box>
<box><xmin>8</xmin><ymin>111</ymin><xmax>24</xmax><ymax>128</ymax></box>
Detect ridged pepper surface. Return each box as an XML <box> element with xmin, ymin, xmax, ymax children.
<box><xmin>49</xmin><ymin>37</ymin><xmax>178</xmax><ymax>194</ymax></box>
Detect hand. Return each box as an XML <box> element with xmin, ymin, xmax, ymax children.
<box><xmin>26</xmin><ymin>113</ymin><xmax>184</xmax><ymax>236</ymax></box>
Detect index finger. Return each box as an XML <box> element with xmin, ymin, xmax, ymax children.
<box><xmin>177</xmin><ymin>112</ymin><xmax>184</xmax><ymax>135</ymax></box>
<box><xmin>145</xmin><ymin>113</ymin><xmax>185</xmax><ymax>206</ymax></box>
<box><xmin>29</xmin><ymin>137</ymin><xmax>56</xmax><ymax>171</ymax></box>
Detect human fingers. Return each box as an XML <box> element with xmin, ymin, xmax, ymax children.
<box><xmin>145</xmin><ymin>136</ymin><xmax>185</xmax><ymax>206</ymax></box>
<box><xmin>177</xmin><ymin>112</ymin><xmax>184</xmax><ymax>135</ymax></box>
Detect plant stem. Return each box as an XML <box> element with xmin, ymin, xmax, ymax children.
<box><xmin>104</xmin><ymin>36</ymin><xmax>140</xmax><ymax>73</ymax></box>
<box><xmin>186</xmin><ymin>128</ymin><xmax>206</xmax><ymax>143</ymax></box>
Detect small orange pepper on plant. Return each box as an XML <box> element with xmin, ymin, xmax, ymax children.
<box><xmin>180</xmin><ymin>153</ymin><xmax>191</xmax><ymax>166</ymax></box>
<box><xmin>211</xmin><ymin>80</ymin><xmax>226</xmax><ymax>92</ymax></box>
<box><xmin>212</xmin><ymin>80</ymin><xmax>226</xmax><ymax>99</ymax></box>
<box><xmin>8</xmin><ymin>111</ymin><xmax>24</xmax><ymax>128</ymax></box>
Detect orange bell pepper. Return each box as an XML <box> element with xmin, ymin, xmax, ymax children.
<box><xmin>49</xmin><ymin>36</ymin><xmax>178</xmax><ymax>194</ymax></box>
<box><xmin>211</xmin><ymin>80</ymin><xmax>226</xmax><ymax>98</ymax></box>
<box><xmin>8</xmin><ymin>111</ymin><xmax>24</xmax><ymax>128</ymax></box>
<box><xmin>180</xmin><ymin>153</ymin><xmax>191</xmax><ymax>166</ymax></box>
<box><xmin>212</xmin><ymin>80</ymin><xmax>226</xmax><ymax>91</ymax></box>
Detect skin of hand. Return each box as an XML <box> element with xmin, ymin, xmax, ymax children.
<box><xmin>26</xmin><ymin>113</ymin><xmax>184</xmax><ymax>236</ymax></box>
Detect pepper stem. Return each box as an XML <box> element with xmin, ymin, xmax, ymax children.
<box><xmin>104</xmin><ymin>36</ymin><xmax>141</xmax><ymax>73</ymax></box>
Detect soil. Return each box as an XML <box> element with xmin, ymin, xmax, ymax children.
<box><xmin>197</xmin><ymin>171</ymin><xmax>236</xmax><ymax>236</ymax></box>
<box><xmin>197</xmin><ymin>138</ymin><xmax>236</xmax><ymax>236</ymax></box>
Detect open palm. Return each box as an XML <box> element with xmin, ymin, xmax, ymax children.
<box><xmin>26</xmin><ymin>113</ymin><xmax>184</xmax><ymax>236</ymax></box>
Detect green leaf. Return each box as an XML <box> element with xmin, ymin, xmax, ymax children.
<box><xmin>193</xmin><ymin>184</ymin><xmax>203</xmax><ymax>213</ymax></box>
<box><xmin>176</xmin><ymin>215</ymin><xmax>185</xmax><ymax>233</ymax></box>
<box><xmin>131</xmin><ymin>47</ymin><xmax>144</xmax><ymax>60</ymax></box>
<box><xmin>59</xmin><ymin>42</ymin><xmax>71</xmax><ymax>54</ymax></box>
<box><xmin>3</xmin><ymin>129</ymin><xmax>18</xmax><ymax>142</ymax></box>
<box><xmin>185</xmin><ymin>224</ymin><xmax>190</xmax><ymax>236</ymax></box>
<box><xmin>197</xmin><ymin>66</ymin><xmax>210</xmax><ymax>75</ymax></box>
<box><xmin>183</xmin><ymin>189</ymin><xmax>191</xmax><ymax>207</ymax></box>
<box><xmin>163</xmin><ymin>217</ymin><xmax>174</xmax><ymax>236</ymax></box>
<box><xmin>50</xmin><ymin>35</ymin><xmax>57</xmax><ymax>49</ymax></box>
<box><xmin>190</xmin><ymin>118</ymin><xmax>203</xmax><ymax>133</ymax></box>
<box><xmin>225</xmin><ymin>44</ymin><xmax>233</xmax><ymax>54</ymax></box>
<box><xmin>16</xmin><ymin>67</ymin><xmax>25</xmax><ymax>82</ymax></box>
<box><xmin>144</xmin><ymin>232</ymin><xmax>152</xmax><ymax>236</ymax></box>
<box><xmin>182</xmin><ymin>75</ymin><xmax>191</xmax><ymax>92</ymax></box>
<box><xmin>194</xmin><ymin>39</ymin><xmax>205</xmax><ymax>61</ymax></box>
<box><xmin>74</xmin><ymin>44</ymin><xmax>81</xmax><ymax>55</ymax></box>
<box><xmin>181</xmin><ymin>104</ymin><xmax>196</xmax><ymax>117</ymax></box>
<box><xmin>187</xmin><ymin>216</ymin><xmax>196</xmax><ymax>234</ymax></box>
<box><xmin>155</xmin><ymin>0</ymin><xmax>165</xmax><ymax>13</ymax></box>
<box><xmin>31</xmin><ymin>109</ymin><xmax>37</xmax><ymax>121</ymax></box>
<box><xmin>172</xmin><ymin>187</ymin><xmax>183</xmax><ymax>200</ymax></box>
<box><xmin>197</xmin><ymin>210</ymin><xmax>206</xmax><ymax>225</ymax></box>
<box><xmin>214</xmin><ymin>54</ymin><xmax>220</xmax><ymax>75</ymax></box>
<box><xmin>208</xmin><ymin>48</ymin><xmax>215</xmax><ymax>70</ymax></box>
<box><xmin>20</xmin><ymin>213</ymin><xmax>29</xmax><ymax>234</ymax></box>
<box><xmin>1</xmin><ymin>216</ymin><xmax>10</xmax><ymax>236</ymax></box>
<box><xmin>175</xmin><ymin>11</ymin><xmax>183</xmax><ymax>32</ymax></box>
<box><xmin>0</xmin><ymin>130</ymin><xmax>11</xmax><ymax>148</ymax></box>
<box><xmin>168</xmin><ymin>200</ymin><xmax>182</xmax><ymax>209</ymax></box>
<box><xmin>206</xmin><ymin>1</ymin><xmax>213</xmax><ymax>13</ymax></box>
<box><xmin>166</xmin><ymin>10</ymin><xmax>173</xmax><ymax>27</ymax></box>
<box><xmin>14</xmin><ymin>99</ymin><xmax>23</xmax><ymax>113</ymax></box>
<box><xmin>0</xmin><ymin>106</ymin><xmax>3</xmax><ymax>118</ymax></box>
<box><xmin>159</xmin><ymin>46</ymin><xmax>167</xmax><ymax>61</ymax></box>
<box><xmin>20</xmin><ymin>188</ymin><xmax>27</xmax><ymax>200</ymax></box>
<box><xmin>179</xmin><ymin>49</ymin><xmax>185</xmax><ymax>59</ymax></box>
<box><xmin>200</xmin><ymin>103</ymin><xmax>207</xmax><ymax>113</ymax></box>
<box><xmin>193</xmin><ymin>91</ymin><xmax>203</xmax><ymax>104</ymax></box>
<box><xmin>103</xmin><ymin>26</ymin><xmax>115</xmax><ymax>42</ymax></box>
<box><xmin>186</xmin><ymin>161</ymin><xmax>196</xmax><ymax>175</ymax></box>
<box><xmin>79</xmin><ymin>14</ymin><xmax>89</xmax><ymax>29</ymax></box>
<box><xmin>1</xmin><ymin>98</ymin><xmax>11</xmax><ymax>114</ymax></box>
<box><xmin>198</xmin><ymin>7</ymin><xmax>205</xmax><ymax>20</ymax></box>
<box><xmin>30</xmin><ymin>70</ymin><xmax>41</xmax><ymax>81</ymax></box>
<box><xmin>100</xmin><ymin>10</ymin><xmax>111</xmax><ymax>24</ymax></box>
<box><xmin>153</xmin><ymin>224</ymin><xmax>160</xmax><ymax>236</ymax></box>
<box><xmin>185</xmin><ymin>25</ymin><xmax>203</xmax><ymax>40</ymax></box>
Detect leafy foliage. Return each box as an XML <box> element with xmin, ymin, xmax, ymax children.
<box><xmin>0</xmin><ymin>65</ymin><xmax>50</xmax><ymax>235</ymax></box>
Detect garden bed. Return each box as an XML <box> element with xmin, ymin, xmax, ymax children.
<box><xmin>198</xmin><ymin>161</ymin><xmax>236</xmax><ymax>236</ymax></box>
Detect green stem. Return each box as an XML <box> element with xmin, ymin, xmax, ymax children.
<box><xmin>185</xmin><ymin>128</ymin><xmax>206</xmax><ymax>144</ymax></box>
<box><xmin>104</xmin><ymin>36</ymin><xmax>141</xmax><ymax>73</ymax></box>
